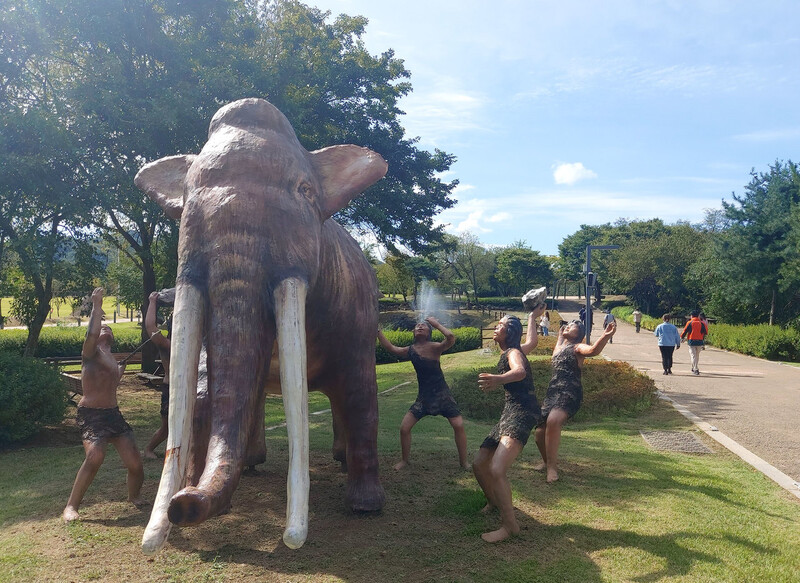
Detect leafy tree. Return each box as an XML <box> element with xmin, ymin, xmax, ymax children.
<box><xmin>0</xmin><ymin>0</ymin><xmax>456</xmax><ymax>357</ymax></box>
<box><xmin>435</xmin><ymin>233</ymin><xmax>494</xmax><ymax>305</ymax></box>
<box><xmin>608</xmin><ymin>224</ymin><xmax>707</xmax><ymax>314</ymax></box>
<box><xmin>696</xmin><ymin>161</ymin><xmax>800</xmax><ymax>325</ymax></box>
<box><xmin>494</xmin><ymin>245</ymin><xmax>553</xmax><ymax>297</ymax></box>
<box><xmin>404</xmin><ymin>256</ymin><xmax>439</xmax><ymax>301</ymax></box>
<box><xmin>376</xmin><ymin>254</ymin><xmax>413</xmax><ymax>303</ymax></box>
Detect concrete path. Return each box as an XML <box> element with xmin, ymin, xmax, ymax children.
<box><xmin>555</xmin><ymin>299</ymin><xmax>800</xmax><ymax>493</ymax></box>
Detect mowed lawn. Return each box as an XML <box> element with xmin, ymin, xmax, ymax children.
<box><xmin>1</xmin><ymin>349</ymin><xmax>799</xmax><ymax>582</ymax></box>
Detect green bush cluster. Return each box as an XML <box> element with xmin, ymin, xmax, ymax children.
<box><xmin>449</xmin><ymin>357</ymin><xmax>656</xmax><ymax>422</ymax></box>
<box><xmin>611</xmin><ymin>307</ymin><xmax>662</xmax><ymax>332</ymax></box>
<box><xmin>707</xmin><ymin>324</ymin><xmax>800</xmax><ymax>361</ymax></box>
<box><xmin>0</xmin><ymin>326</ymin><xmax>142</xmax><ymax>357</ymax></box>
<box><xmin>376</xmin><ymin>327</ymin><xmax>482</xmax><ymax>364</ymax></box>
<box><xmin>0</xmin><ymin>351</ymin><xmax>68</xmax><ymax>446</ymax></box>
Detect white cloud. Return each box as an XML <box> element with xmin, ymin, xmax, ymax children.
<box><xmin>486</xmin><ymin>212</ymin><xmax>512</xmax><ymax>223</ymax></box>
<box><xmin>453</xmin><ymin>210</ymin><xmax>492</xmax><ymax>234</ymax></box>
<box><xmin>553</xmin><ymin>162</ymin><xmax>598</xmax><ymax>185</ymax></box>
<box><xmin>398</xmin><ymin>77</ymin><xmax>488</xmax><ymax>145</ymax></box>
<box><xmin>732</xmin><ymin>127</ymin><xmax>800</xmax><ymax>142</ymax></box>
<box><xmin>437</xmin><ymin>188</ymin><xmax>722</xmax><ymax>239</ymax></box>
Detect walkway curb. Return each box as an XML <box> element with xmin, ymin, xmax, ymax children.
<box><xmin>658</xmin><ymin>391</ymin><xmax>800</xmax><ymax>500</ymax></box>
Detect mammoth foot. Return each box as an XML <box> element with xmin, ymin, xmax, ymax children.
<box><xmin>168</xmin><ymin>486</ymin><xmax>213</xmax><ymax>526</ymax></box>
<box><xmin>346</xmin><ymin>476</ymin><xmax>385</xmax><ymax>513</ymax></box>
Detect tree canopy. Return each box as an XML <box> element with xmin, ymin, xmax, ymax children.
<box><xmin>0</xmin><ymin>0</ymin><xmax>457</xmax><ymax>355</ymax></box>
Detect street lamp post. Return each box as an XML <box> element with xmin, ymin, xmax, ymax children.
<box><xmin>585</xmin><ymin>245</ymin><xmax>619</xmax><ymax>343</ymax></box>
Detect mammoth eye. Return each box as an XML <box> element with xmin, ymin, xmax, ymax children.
<box><xmin>298</xmin><ymin>182</ymin><xmax>314</xmax><ymax>200</ymax></box>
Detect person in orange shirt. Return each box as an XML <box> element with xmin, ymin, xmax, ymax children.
<box><xmin>681</xmin><ymin>310</ymin><xmax>708</xmax><ymax>375</ymax></box>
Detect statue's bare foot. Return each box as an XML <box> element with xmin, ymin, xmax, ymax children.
<box><xmin>62</xmin><ymin>506</ymin><xmax>80</xmax><ymax>523</ymax></box>
<box><xmin>143</xmin><ymin>450</ymin><xmax>158</xmax><ymax>460</ymax></box>
<box><xmin>480</xmin><ymin>503</ymin><xmax>496</xmax><ymax>514</ymax></box>
<box><xmin>546</xmin><ymin>468</ymin><xmax>559</xmax><ymax>483</ymax></box>
<box><xmin>532</xmin><ymin>461</ymin><xmax>546</xmax><ymax>472</ymax></box>
<box><xmin>393</xmin><ymin>460</ymin><xmax>408</xmax><ymax>471</ymax></box>
<box><xmin>130</xmin><ymin>497</ymin><xmax>150</xmax><ymax>509</ymax></box>
<box><xmin>481</xmin><ymin>525</ymin><xmax>518</xmax><ymax>543</ymax></box>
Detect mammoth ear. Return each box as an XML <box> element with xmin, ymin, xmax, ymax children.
<box><xmin>309</xmin><ymin>145</ymin><xmax>388</xmax><ymax>218</ymax></box>
<box><xmin>134</xmin><ymin>155</ymin><xmax>196</xmax><ymax>220</ymax></box>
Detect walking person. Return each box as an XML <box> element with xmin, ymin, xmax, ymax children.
<box><xmin>654</xmin><ymin>314</ymin><xmax>681</xmax><ymax>375</ymax></box>
<box><xmin>632</xmin><ymin>308</ymin><xmax>642</xmax><ymax>333</ymax></box>
<box><xmin>473</xmin><ymin>315</ymin><xmax>541</xmax><ymax>542</ymax></box>
<box><xmin>603</xmin><ymin>309</ymin><xmax>615</xmax><ymax>343</ymax></box>
<box><xmin>699</xmin><ymin>312</ymin><xmax>710</xmax><ymax>350</ymax></box>
<box><xmin>377</xmin><ymin>317</ymin><xmax>469</xmax><ymax>470</ymax></box>
<box><xmin>539</xmin><ymin>311</ymin><xmax>551</xmax><ymax>337</ymax></box>
<box><xmin>681</xmin><ymin>310</ymin><xmax>708</xmax><ymax>375</ymax></box>
<box><xmin>63</xmin><ymin>288</ymin><xmax>146</xmax><ymax>522</ymax></box>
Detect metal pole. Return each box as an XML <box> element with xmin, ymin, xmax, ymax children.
<box><xmin>585</xmin><ymin>246</ymin><xmax>592</xmax><ymax>343</ymax></box>
<box><xmin>584</xmin><ymin>244</ymin><xmax>619</xmax><ymax>344</ymax></box>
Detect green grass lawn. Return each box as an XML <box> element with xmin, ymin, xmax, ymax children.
<box><xmin>1</xmin><ymin>348</ymin><xmax>798</xmax><ymax>582</ymax></box>
<box><xmin>1</xmin><ymin>296</ymin><xmax>131</xmax><ymax>326</ymax></box>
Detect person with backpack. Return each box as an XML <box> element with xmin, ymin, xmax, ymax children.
<box><xmin>681</xmin><ymin>310</ymin><xmax>708</xmax><ymax>375</ymax></box>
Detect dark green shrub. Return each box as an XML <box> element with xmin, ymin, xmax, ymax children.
<box><xmin>449</xmin><ymin>357</ymin><xmax>656</xmax><ymax>422</ymax></box>
<box><xmin>0</xmin><ymin>325</ymin><xmax>142</xmax><ymax>357</ymax></box>
<box><xmin>375</xmin><ymin>327</ymin><xmax>482</xmax><ymax>364</ymax></box>
<box><xmin>707</xmin><ymin>324</ymin><xmax>800</xmax><ymax>361</ymax></box>
<box><xmin>0</xmin><ymin>351</ymin><xmax>68</xmax><ymax>446</ymax></box>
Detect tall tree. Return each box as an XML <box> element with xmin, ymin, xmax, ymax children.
<box><xmin>0</xmin><ymin>0</ymin><xmax>457</xmax><ymax>355</ymax></box>
<box><xmin>494</xmin><ymin>245</ymin><xmax>553</xmax><ymax>297</ymax></box>
<box><xmin>697</xmin><ymin>161</ymin><xmax>800</xmax><ymax>325</ymax></box>
<box><xmin>608</xmin><ymin>224</ymin><xmax>707</xmax><ymax>314</ymax></box>
<box><xmin>435</xmin><ymin>233</ymin><xmax>494</xmax><ymax>305</ymax></box>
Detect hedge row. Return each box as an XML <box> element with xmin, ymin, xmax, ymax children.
<box><xmin>706</xmin><ymin>324</ymin><xmax>800</xmax><ymax>361</ymax></box>
<box><xmin>0</xmin><ymin>326</ymin><xmax>143</xmax><ymax>357</ymax></box>
<box><xmin>376</xmin><ymin>327</ymin><xmax>482</xmax><ymax>364</ymax></box>
<box><xmin>449</xmin><ymin>357</ymin><xmax>656</xmax><ymax>422</ymax></box>
<box><xmin>611</xmin><ymin>306</ymin><xmax>662</xmax><ymax>332</ymax></box>
<box><xmin>0</xmin><ymin>324</ymin><xmax>484</xmax><ymax>363</ymax></box>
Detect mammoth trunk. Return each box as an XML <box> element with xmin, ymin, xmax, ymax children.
<box><xmin>166</xmin><ymin>264</ymin><xmax>274</xmax><ymax>528</ymax></box>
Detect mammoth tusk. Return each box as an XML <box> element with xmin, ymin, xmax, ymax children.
<box><xmin>142</xmin><ymin>283</ymin><xmax>204</xmax><ymax>554</ymax></box>
<box><xmin>274</xmin><ymin>277</ymin><xmax>310</xmax><ymax>549</ymax></box>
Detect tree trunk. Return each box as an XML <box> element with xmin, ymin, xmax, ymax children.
<box><xmin>23</xmin><ymin>295</ymin><xmax>52</xmax><ymax>357</ymax></box>
<box><xmin>769</xmin><ymin>287</ymin><xmax>776</xmax><ymax>326</ymax></box>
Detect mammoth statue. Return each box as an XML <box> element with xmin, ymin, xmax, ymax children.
<box><xmin>135</xmin><ymin>98</ymin><xmax>388</xmax><ymax>553</ymax></box>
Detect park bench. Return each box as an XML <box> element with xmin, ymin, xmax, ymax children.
<box><xmin>136</xmin><ymin>359</ymin><xmax>165</xmax><ymax>387</ymax></box>
<box><xmin>60</xmin><ymin>372</ymin><xmax>83</xmax><ymax>403</ymax></box>
<box><xmin>43</xmin><ymin>352</ymin><xmax>143</xmax><ymax>372</ymax></box>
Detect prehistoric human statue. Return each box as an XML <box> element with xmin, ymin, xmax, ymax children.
<box><xmin>134</xmin><ymin>98</ymin><xmax>388</xmax><ymax>553</ymax></box>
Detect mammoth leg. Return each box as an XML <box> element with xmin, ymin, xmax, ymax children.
<box><xmin>244</xmin><ymin>385</ymin><xmax>267</xmax><ymax>471</ymax></box>
<box><xmin>341</xmin><ymin>364</ymin><xmax>385</xmax><ymax>513</ymax></box>
<box><xmin>330</xmin><ymin>403</ymin><xmax>347</xmax><ymax>473</ymax></box>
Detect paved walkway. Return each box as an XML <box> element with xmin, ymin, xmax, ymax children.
<box><xmin>555</xmin><ymin>300</ymin><xmax>800</xmax><ymax>490</ymax></box>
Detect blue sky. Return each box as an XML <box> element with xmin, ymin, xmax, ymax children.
<box><xmin>313</xmin><ymin>0</ymin><xmax>800</xmax><ymax>255</ymax></box>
